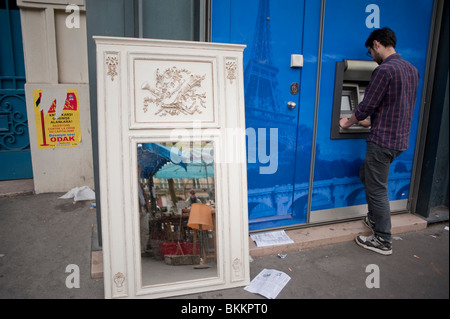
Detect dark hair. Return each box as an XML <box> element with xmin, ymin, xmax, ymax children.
<box><xmin>365</xmin><ymin>27</ymin><xmax>397</xmax><ymax>48</ymax></box>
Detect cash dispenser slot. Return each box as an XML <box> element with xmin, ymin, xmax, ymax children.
<box><xmin>330</xmin><ymin>59</ymin><xmax>378</xmax><ymax>139</ymax></box>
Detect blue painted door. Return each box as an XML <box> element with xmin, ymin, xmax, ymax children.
<box><xmin>0</xmin><ymin>0</ymin><xmax>32</xmax><ymax>180</ymax></box>
<box><xmin>212</xmin><ymin>0</ymin><xmax>319</xmax><ymax>230</ymax></box>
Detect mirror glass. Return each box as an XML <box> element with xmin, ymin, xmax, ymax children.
<box><xmin>137</xmin><ymin>141</ymin><xmax>217</xmax><ymax>286</ymax></box>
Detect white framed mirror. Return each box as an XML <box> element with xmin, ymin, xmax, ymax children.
<box><xmin>136</xmin><ymin>140</ymin><xmax>218</xmax><ymax>287</ymax></box>
<box><xmin>95</xmin><ymin>37</ymin><xmax>249</xmax><ymax>298</ymax></box>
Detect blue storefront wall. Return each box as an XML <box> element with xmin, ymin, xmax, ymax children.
<box><xmin>212</xmin><ymin>0</ymin><xmax>435</xmax><ymax>231</ymax></box>
<box><xmin>312</xmin><ymin>0</ymin><xmax>433</xmax><ymax>216</ymax></box>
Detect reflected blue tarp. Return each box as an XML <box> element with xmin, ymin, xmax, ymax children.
<box><xmin>138</xmin><ymin>143</ymin><xmax>186</xmax><ymax>178</ymax></box>
<box><xmin>155</xmin><ymin>162</ymin><xmax>214</xmax><ymax>180</ymax></box>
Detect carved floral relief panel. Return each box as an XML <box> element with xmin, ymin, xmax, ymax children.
<box><xmin>133</xmin><ymin>59</ymin><xmax>216</xmax><ymax>126</ymax></box>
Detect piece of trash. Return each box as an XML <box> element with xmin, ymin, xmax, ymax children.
<box><xmin>444</xmin><ymin>226</ymin><xmax>449</xmax><ymax>231</ymax></box>
<box><xmin>288</xmin><ymin>267</ymin><xmax>292</xmax><ymax>272</ymax></box>
<box><xmin>278</xmin><ymin>253</ymin><xmax>287</xmax><ymax>259</ymax></box>
<box><xmin>244</xmin><ymin>268</ymin><xmax>291</xmax><ymax>299</ymax></box>
<box><xmin>430</xmin><ymin>261</ymin><xmax>443</xmax><ymax>276</ymax></box>
<box><xmin>59</xmin><ymin>186</ymin><xmax>95</xmax><ymax>202</ymax></box>
<box><xmin>413</xmin><ymin>255</ymin><xmax>420</xmax><ymax>259</ymax></box>
<box><xmin>250</xmin><ymin>230</ymin><xmax>294</xmax><ymax>247</ymax></box>
<box><xmin>90</xmin><ymin>202</ymin><xmax>96</xmax><ymax>209</ymax></box>
<box><xmin>393</xmin><ymin>236</ymin><xmax>403</xmax><ymax>241</ymax></box>
<box><xmin>249</xmin><ymin>255</ymin><xmax>254</xmax><ymax>263</ymax></box>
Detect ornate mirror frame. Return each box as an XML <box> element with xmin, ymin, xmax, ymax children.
<box><xmin>94</xmin><ymin>36</ymin><xmax>249</xmax><ymax>298</ymax></box>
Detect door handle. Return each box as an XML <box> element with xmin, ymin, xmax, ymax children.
<box><xmin>287</xmin><ymin>101</ymin><xmax>297</xmax><ymax>109</ymax></box>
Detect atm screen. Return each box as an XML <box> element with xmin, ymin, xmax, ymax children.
<box><xmin>341</xmin><ymin>86</ymin><xmax>358</xmax><ymax>114</ymax></box>
<box><xmin>341</xmin><ymin>95</ymin><xmax>351</xmax><ymax>111</ymax></box>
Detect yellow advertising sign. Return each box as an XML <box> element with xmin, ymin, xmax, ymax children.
<box><xmin>33</xmin><ymin>89</ymin><xmax>81</xmax><ymax>149</ymax></box>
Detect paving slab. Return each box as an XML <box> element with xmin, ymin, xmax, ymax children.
<box><xmin>249</xmin><ymin>213</ymin><xmax>427</xmax><ymax>257</ymax></box>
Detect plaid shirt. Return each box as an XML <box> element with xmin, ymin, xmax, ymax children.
<box><xmin>355</xmin><ymin>53</ymin><xmax>419</xmax><ymax>151</ymax></box>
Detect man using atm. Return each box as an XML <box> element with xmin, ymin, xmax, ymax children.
<box><xmin>339</xmin><ymin>27</ymin><xmax>419</xmax><ymax>255</ymax></box>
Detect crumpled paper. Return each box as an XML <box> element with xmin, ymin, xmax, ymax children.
<box><xmin>59</xmin><ymin>186</ymin><xmax>95</xmax><ymax>201</ymax></box>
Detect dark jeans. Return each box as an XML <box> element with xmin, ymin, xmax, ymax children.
<box><xmin>359</xmin><ymin>142</ymin><xmax>403</xmax><ymax>242</ymax></box>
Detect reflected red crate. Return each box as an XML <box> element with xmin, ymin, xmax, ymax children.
<box><xmin>158</xmin><ymin>242</ymin><xmax>200</xmax><ymax>260</ymax></box>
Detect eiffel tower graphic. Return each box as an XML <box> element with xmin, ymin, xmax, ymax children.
<box><xmin>244</xmin><ymin>0</ymin><xmax>296</xmax><ymax>155</ymax></box>
<box><xmin>244</xmin><ymin>0</ymin><xmax>279</xmax><ymax>113</ymax></box>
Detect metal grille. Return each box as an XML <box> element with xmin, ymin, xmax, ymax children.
<box><xmin>0</xmin><ymin>0</ymin><xmax>32</xmax><ymax>179</ymax></box>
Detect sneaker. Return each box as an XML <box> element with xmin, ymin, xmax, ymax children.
<box><xmin>363</xmin><ymin>216</ymin><xmax>375</xmax><ymax>233</ymax></box>
<box><xmin>355</xmin><ymin>235</ymin><xmax>392</xmax><ymax>255</ymax></box>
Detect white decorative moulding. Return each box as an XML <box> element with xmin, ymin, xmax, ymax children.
<box><xmin>95</xmin><ymin>37</ymin><xmax>249</xmax><ymax>299</ymax></box>
<box><xmin>127</xmin><ymin>48</ymin><xmax>222</xmax><ymax>129</ymax></box>
<box><xmin>135</xmin><ymin>59</ymin><xmax>215</xmax><ymax>125</ymax></box>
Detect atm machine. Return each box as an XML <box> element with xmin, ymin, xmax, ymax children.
<box><xmin>330</xmin><ymin>60</ymin><xmax>378</xmax><ymax>140</ymax></box>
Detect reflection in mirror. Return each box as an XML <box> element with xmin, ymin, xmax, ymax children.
<box><xmin>137</xmin><ymin>141</ymin><xmax>217</xmax><ymax>287</ymax></box>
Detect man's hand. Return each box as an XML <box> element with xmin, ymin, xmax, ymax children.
<box><xmin>359</xmin><ymin>119</ymin><xmax>371</xmax><ymax>127</ymax></box>
<box><xmin>339</xmin><ymin>117</ymin><xmax>352</xmax><ymax>129</ymax></box>
<box><xmin>339</xmin><ymin>113</ymin><xmax>361</xmax><ymax>129</ymax></box>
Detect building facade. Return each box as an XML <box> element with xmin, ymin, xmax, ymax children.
<box><xmin>1</xmin><ymin>0</ymin><xmax>94</xmax><ymax>192</ymax></box>
<box><xmin>0</xmin><ymin>0</ymin><xmax>447</xmax><ymax>232</ymax></box>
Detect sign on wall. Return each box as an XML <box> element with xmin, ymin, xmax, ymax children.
<box><xmin>33</xmin><ymin>88</ymin><xmax>81</xmax><ymax>149</ymax></box>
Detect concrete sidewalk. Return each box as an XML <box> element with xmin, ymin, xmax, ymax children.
<box><xmin>0</xmin><ymin>191</ymin><xmax>448</xmax><ymax>299</ymax></box>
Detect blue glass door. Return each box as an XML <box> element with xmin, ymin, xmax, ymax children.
<box><xmin>212</xmin><ymin>0</ymin><xmax>319</xmax><ymax>230</ymax></box>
